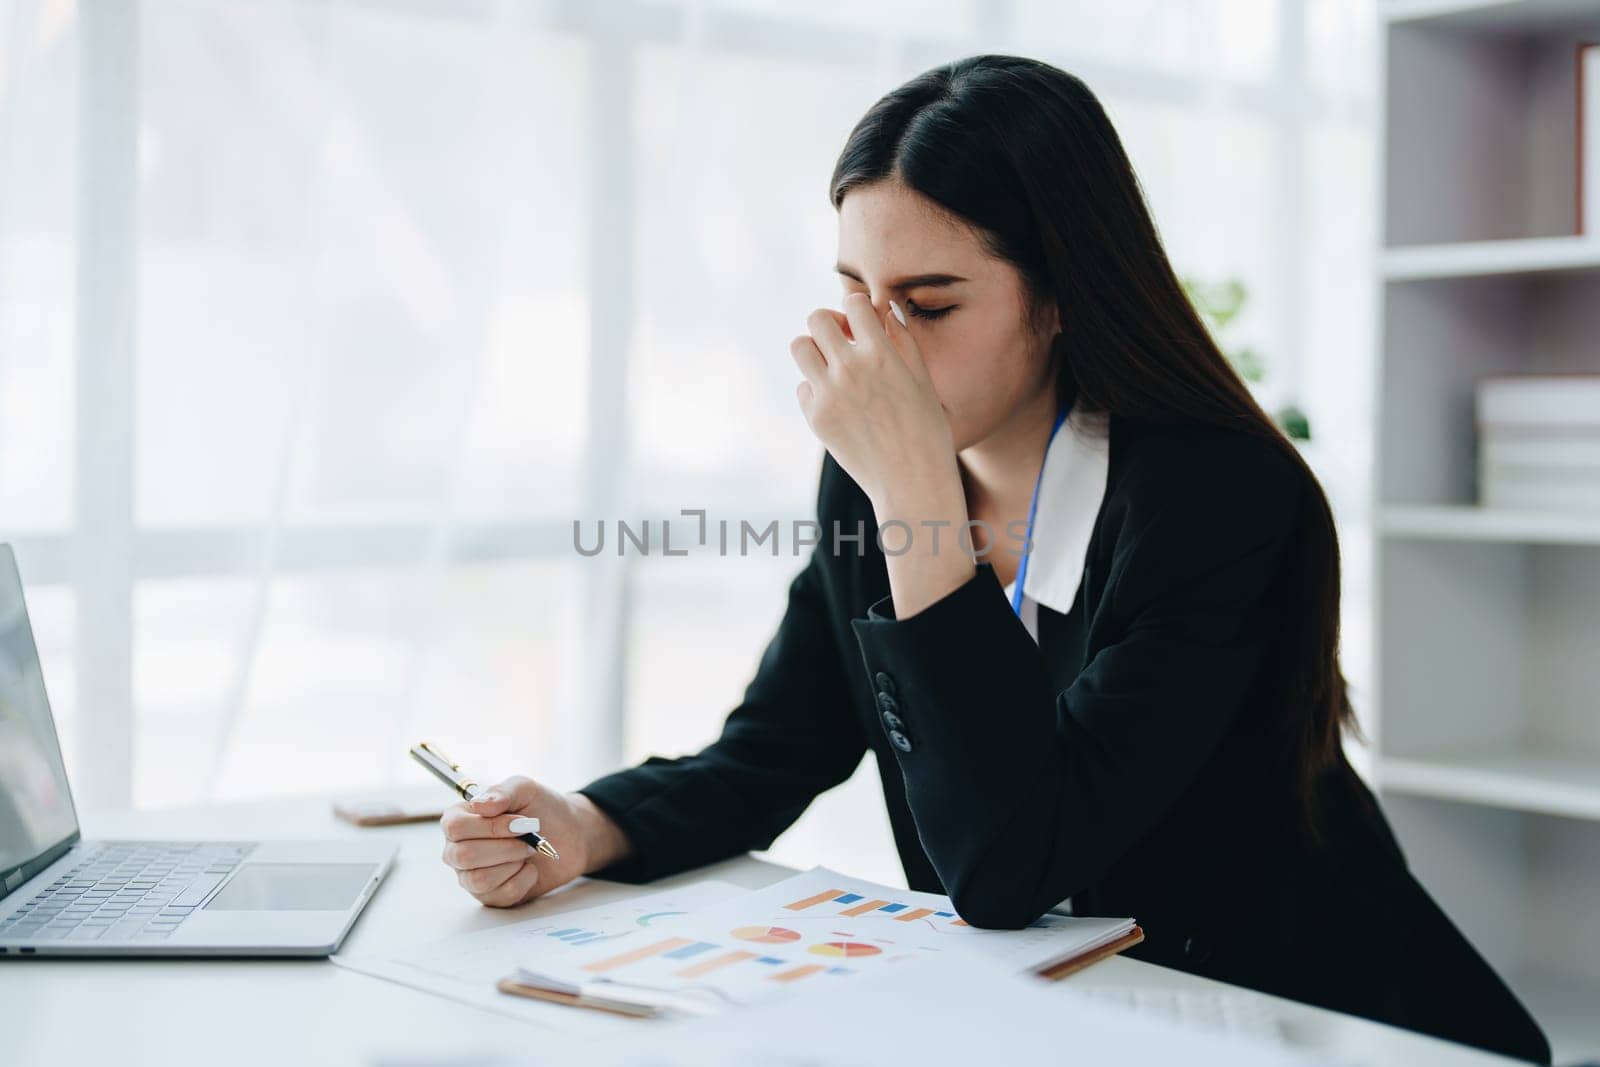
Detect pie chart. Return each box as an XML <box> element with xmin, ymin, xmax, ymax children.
<box><xmin>636</xmin><ymin>911</ymin><xmax>686</xmax><ymax>927</ymax></box>
<box><xmin>731</xmin><ymin>925</ymin><xmax>802</xmax><ymax>944</ymax></box>
<box><xmin>808</xmin><ymin>941</ymin><xmax>882</xmax><ymax>958</ymax></box>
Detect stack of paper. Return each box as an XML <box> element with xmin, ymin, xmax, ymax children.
<box><xmin>501</xmin><ymin>867</ymin><xmax>1138</xmax><ymax>1018</ymax></box>
<box><xmin>331</xmin><ymin>881</ymin><xmax>744</xmax><ymax>1032</ymax></box>
<box><xmin>568</xmin><ymin>954</ymin><xmax>1318</xmax><ymax>1067</ymax></box>
<box><xmin>372</xmin><ymin>958</ymin><xmax>1313</xmax><ymax>1067</ymax></box>
<box><xmin>1477</xmin><ymin>375</ymin><xmax>1600</xmax><ymax>513</ymax></box>
<box><xmin>337</xmin><ymin>869</ymin><xmax>1331</xmax><ymax>1067</ymax></box>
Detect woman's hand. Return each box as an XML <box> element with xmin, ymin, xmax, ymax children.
<box><xmin>790</xmin><ymin>293</ymin><xmax>958</xmax><ymax>512</ymax></box>
<box><xmin>439</xmin><ymin>775</ymin><xmax>632</xmax><ymax>908</ymax></box>
<box><xmin>791</xmin><ymin>292</ymin><xmax>976</xmax><ymax>619</ymax></box>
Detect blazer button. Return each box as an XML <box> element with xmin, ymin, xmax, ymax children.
<box><xmin>875</xmin><ymin>691</ymin><xmax>900</xmax><ymax>716</ymax></box>
<box><xmin>873</xmin><ymin>671</ymin><xmax>897</xmax><ymax>700</ymax></box>
<box><xmin>888</xmin><ymin>729</ymin><xmax>913</xmax><ymax>753</ymax></box>
<box><xmin>880</xmin><ymin>708</ymin><xmax>905</xmax><ymax>734</ymax></box>
<box><xmin>1183</xmin><ymin>935</ymin><xmax>1213</xmax><ymax>964</ymax></box>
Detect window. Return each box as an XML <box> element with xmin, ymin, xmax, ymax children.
<box><xmin>0</xmin><ymin>1</ymin><xmax>1376</xmax><ymax>873</ymax></box>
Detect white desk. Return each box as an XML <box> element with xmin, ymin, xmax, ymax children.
<box><xmin>0</xmin><ymin>788</ymin><xmax>1525</xmax><ymax>1066</ymax></box>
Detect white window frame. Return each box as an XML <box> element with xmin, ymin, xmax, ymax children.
<box><xmin>21</xmin><ymin>0</ymin><xmax>1367</xmax><ymax>810</ymax></box>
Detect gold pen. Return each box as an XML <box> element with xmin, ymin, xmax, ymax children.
<box><xmin>409</xmin><ymin>741</ymin><xmax>559</xmax><ymax>860</ymax></box>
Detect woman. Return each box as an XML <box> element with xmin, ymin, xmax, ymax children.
<box><xmin>439</xmin><ymin>55</ymin><xmax>1549</xmax><ymax>1063</ymax></box>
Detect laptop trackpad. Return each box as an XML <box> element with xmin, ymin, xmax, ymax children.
<box><xmin>202</xmin><ymin>863</ymin><xmax>375</xmax><ymax>911</ymax></box>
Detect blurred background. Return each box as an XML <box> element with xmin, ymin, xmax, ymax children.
<box><xmin>0</xmin><ymin>0</ymin><xmax>1377</xmax><ymax>883</ymax></box>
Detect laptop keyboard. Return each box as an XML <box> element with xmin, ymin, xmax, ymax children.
<box><xmin>0</xmin><ymin>841</ymin><xmax>257</xmax><ymax>944</ymax></box>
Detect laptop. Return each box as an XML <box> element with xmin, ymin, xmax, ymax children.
<box><xmin>0</xmin><ymin>544</ymin><xmax>397</xmax><ymax>957</ymax></box>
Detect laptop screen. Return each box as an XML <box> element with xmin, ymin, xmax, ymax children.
<box><xmin>0</xmin><ymin>545</ymin><xmax>79</xmax><ymax>895</ymax></box>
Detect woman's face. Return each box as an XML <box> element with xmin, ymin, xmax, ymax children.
<box><xmin>835</xmin><ymin>179</ymin><xmax>1058</xmax><ymax>452</ymax></box>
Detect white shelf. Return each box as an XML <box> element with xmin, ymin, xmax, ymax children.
<box><xmin>1385</xmin><ymin>0</ymin><xmax>1600</xmax><ymax>27</ymax></box>
<box><xmin>1377</xmin><ymin>749</ymin><xmax>1600</xmax><ymax>821</ymax></box>
<box><xmin>1382</xmin><ymin>0</ymin><xmax>1518</xmax><ymax>23</ymax></box>
<box><xmin>1380</xmin><ymin>505</ymin><xmax>1600</xmax><ymax>544</ymax></box>
<box><xmin>1383</xmin><ymin>235</ymin><xmax>1600</xmax><ymax>281</ymax></box>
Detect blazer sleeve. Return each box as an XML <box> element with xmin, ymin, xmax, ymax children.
<box><xmin>848</xmin><ymin>442</ymin><xmax>1303</xmax><ymax>928</ymax></box>
<box><xmin>576</xmin><ymin>456</ymin><xmax>868</xmax><ymax>884</ymax></box>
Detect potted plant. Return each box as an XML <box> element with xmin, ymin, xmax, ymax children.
<box><xmin>1181</xmin><ymin>274</ymin><xmax>1312</xmax><ymax>445</ymax></box>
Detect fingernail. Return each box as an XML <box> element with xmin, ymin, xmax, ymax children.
<box><xmin>477</xmin><ymin>792</ymin><xmax>501</xmax><ymax>804</ymax></box>
<box><xmin>889</xmin><ymin>300</ymin><xmax>907</xmax><ymax>327</ymax></box>
<box><xmin>508</xmin><ymin>816</ymin><xmax>541</xmax><ymax>834</ymax></box>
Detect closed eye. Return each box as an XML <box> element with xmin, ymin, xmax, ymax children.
<box><xmin>906</xmin><ymin>301</ymin><xmax>954</xmax><ymax>321</ymax></box>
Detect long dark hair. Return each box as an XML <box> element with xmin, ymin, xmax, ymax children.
<box><xmin>829</xmin><ymin>54</ymin><xmax>1359</xmax><ymax>842</ymax></box>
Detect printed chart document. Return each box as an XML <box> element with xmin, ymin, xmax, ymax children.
<box><xmin>332</xmin><ymin>880</ymin><xmax>741</xmax><ymax>1033</ymax></box>
<box><xmin>565</xmin><ymin>954</ymin><xmax>1323</xmax><ymax>1067</ymax></box>
<box><xmin>507</xmin><ymin>867</ymin><xmax>1136</xmax><ymax>1016</ymax></box>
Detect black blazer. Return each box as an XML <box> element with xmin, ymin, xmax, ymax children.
<box><xmin>578</xmin><ymin>411</ymin><xmax>1550</xmax><ymax>1064</ymax></box>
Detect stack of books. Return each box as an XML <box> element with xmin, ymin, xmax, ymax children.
<box><xmin>1477</xmin><ymin>375</ymin><xmax>1600</xmax><ymax>513</ymax></box>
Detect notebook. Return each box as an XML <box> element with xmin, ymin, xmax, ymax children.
<box><xmin>497</xmin><ymin>867</ymin><xmax>1141</xmax><ymax>1018</ymax></box>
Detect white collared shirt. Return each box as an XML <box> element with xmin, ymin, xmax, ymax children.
<box><xmin>999</xmin><ymin>398</ymin><xmax>1111</xmax><ymax>643</ymax></box>
<box><xmin>1000</xmin><ymin>398</ymin><xmax>1109</xmax><ymax>919</ymax></box>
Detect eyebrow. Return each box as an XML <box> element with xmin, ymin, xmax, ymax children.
<box><xmin>834</xmin><ymin>263</ymin><xmax>968</xmax><ymax>290</ymax></box>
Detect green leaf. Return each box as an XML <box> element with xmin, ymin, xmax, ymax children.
<box><xmin>1227</xmin><ymin>345</ymin><xmax>1266</xmax><ymax>383</ymax></box>
<box><xmin>1275</xmin><ymin>403</ymin><xmax>1311</xmax><ymax>441</ymax></box>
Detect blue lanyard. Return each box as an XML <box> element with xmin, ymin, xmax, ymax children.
<box><xmin>1010</xmin><ymin>403</ymin><xmax>1070</xmax><ymax>617</ymax></box>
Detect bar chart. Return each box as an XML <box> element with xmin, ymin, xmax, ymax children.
<box><xmin>543</xmin><ymin>925</ymin><xmax>629</xmax><ymax>946</ymax></box>
<box><xmin>783</xmin><ymin>887</ymin><xmax>967</xmax><ymax>927</ymax></box>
